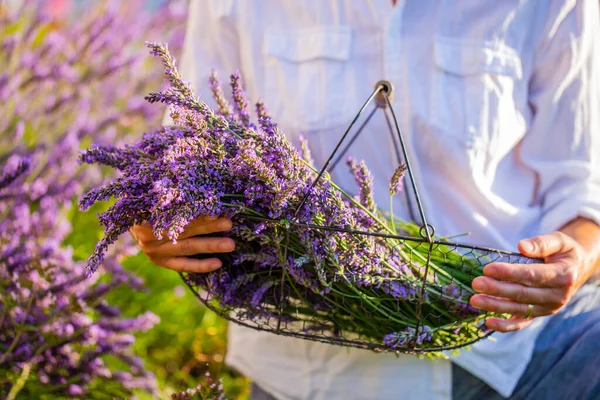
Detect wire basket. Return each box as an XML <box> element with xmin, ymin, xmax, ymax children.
<box><xmin>180</xmin><ymin>81</ymin><xmax>537</xmax><ymax>354</ymax></box>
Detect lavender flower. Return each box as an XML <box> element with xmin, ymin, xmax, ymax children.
<box><xmin>172</xmin><ymin>371</ymin><xmax>226</xmax><ymax>400</ymax></box>
<box><xmin>347</xmin><ymin>157</ymin><xmax>376</xmax><ymax>213</ymax></box>
<box><xmin>209</xmin><ymin>70</ymin><xmax>234</xmax><ymax>118</ymax></box>
<box><xmin>0</xmin><ymin>155</ymin><xmax>30</xmax><ymax>191</ymax></box>
<box><xmin>383</xmin><ymin>325</ymin><xmax>433</xmax><ymax>349</ymax></box>
<box><xmin>441</xmin><ymin>282</ymin><xmax>481</xmax><ymax>317</ymax></box>
<box><xmin>298</xmin><ymin>135</ymin><xmax>315</xmax><ymax>168</ymax></box>
<box><xmin>255</xmin><ymin>99</ymin><xmax>270</xmax><ymax>121</ymax></box>
<box><xmin>389</xmin><ymin>164</ymin><xmax>407</xmax><ymax>196</ymax></box>
<box><xmin>230</xmin><ymin>71</ymin><xmax>251</xmax><ymax>127</ymax></box>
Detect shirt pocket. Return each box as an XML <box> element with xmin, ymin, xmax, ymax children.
<box><xmin>262</xmin><ymin>26</ymin><xmax>355</xmax><ymax>131</ymax></box>
<box><xmin>430</xmin><ymin>36</ymin><xmax>526</xmax><ymax>162</ymax></box>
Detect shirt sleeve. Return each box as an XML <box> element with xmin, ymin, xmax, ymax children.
<box><xmin>520</xmin><ymin>0</ymin><xmax>600</xmax><ymax>234</ymax></box>
<box><xmin>163</xmin><ymin>0</ymin><xmax>240</xmax><ymax>125</ymax></box>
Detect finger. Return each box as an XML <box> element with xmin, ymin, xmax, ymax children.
<box><xmin>179</xmin><ymin>215</ymin><xmax>220</xmax><ymax>229</ymax></box>
<box><xmin>483</xmin><ymin>262</ymin><xmax>564</xmax><ymax>288</ymax></box>
<box><xmin>161</xmin><ymin>256</ymin><xmax>223</xmax><ymax>273</ymax></box>
<box><xmin>470</xmin><ymin>294</ymin><xmax>546</xmax><ymax>317</ymax></box>
<box><xmin>177</xmin><ymin>217</ymin><xmax>233</xmax><ymax>240</ymax></box>
<box><xmin>484</xmin><ymin>315</ymin><xmax>534</xmax><ymax>332</ymax></box>
<box><xmin>471</xmin><ymin>276</ymin><xmax>564</xmax><ymax>306</ymax></box>
<box><xmin>130</xmin><ymin>223</ymin><xmax>163</xmax><ymax>243</ymax></box>
<box><xmin>129</xmin><ymin>226</ymin><xmax>139</xmax><ymax>242</ymax></box>
<box><xmin>130</xmin><ymin>216</ymin><xmax>225</xmax><ymax>243</ymax></box>
<box><xmin>518</xmin><ymin>232</ymin><xmax>575</xmax><ymax>259</ymax></box>
<box><xmin>153</xmin><ymin>237</ymin><xmax>235</xmax><ymax>257</ymax></box>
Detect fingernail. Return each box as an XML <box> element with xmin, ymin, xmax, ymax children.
<box><xmin>209</xmin><ymin>260</ymin><xmax>222</xmax><ymax>269</ymax></box>
<box><xmin>483</xmin><ymin>264</ymin><xmax>497</xmax><ymax>276</ymax></box>
<box><xmin>470</xmin><ymin>299</ymin><xmax>481</xmax><ymax>309</ymax></box>
<box><xmin>484</xmin><ymin>319</ymin><xmax>497</xmax><ymax>330</ymax></box>
<box><xmin>472</xmin><ymin>279</ymin><xmax>487</xmax><ymax>292</ymax></box>
<box><xmin>520</xmin><ymin>240</ymin><xmax>534</xmax><ymax>253</ymax></box>
<box><xmin>217</xmin><ymin>220</ymin><xmax>231</xmax><ymax>230</ymax></box>
<box><xmin>218</xmin><ymin>240</ymin><xmax>234</xmax><ymax>251</ymax></box>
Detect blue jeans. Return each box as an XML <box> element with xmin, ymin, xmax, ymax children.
<box><xmin>453</xmin><ymin>283</ymin><xmax>600</xmax><ymax>400</ymax></box>
<box><xmin>251</xmin><ymin>284</ymin><xmax>600</xmax><ymax>400</ymax></box>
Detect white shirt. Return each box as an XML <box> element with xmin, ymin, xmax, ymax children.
<box><xmin>177</xmin><ymin>1</ymin><xmax>600</xmax><ymax>398</ymax></box>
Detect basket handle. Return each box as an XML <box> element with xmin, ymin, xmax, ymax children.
<box><xmin>293</xmin><ymin>81</ymin><xmax>433</xmax><ymax>242</ymax></box>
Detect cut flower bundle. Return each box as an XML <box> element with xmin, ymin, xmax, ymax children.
<box><xmin>80</xmin><ymin>43</ymin><xmax>496</xmax><ymax>355</ymax></box>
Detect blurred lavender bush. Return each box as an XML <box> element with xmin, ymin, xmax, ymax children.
<box><xmin>0</xmin><ymin>154</ymin><xmax>159</xmax><ymax>398</ymax></box>
<box><xmin>1</xmin><ymin>1</ymin><xmax>248</xmax><ymax>398</ymax></box>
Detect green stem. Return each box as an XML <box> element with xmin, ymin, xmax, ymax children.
<box><xmin>6</xmin><ymin>362</ymin><xmax>31</xmax><ymax>400</ymax></box>
<box><xmin>309</xmin><ymin>167</ymin><xmax>472</xmax><ymax>291</ymax></box>
<box><xmin>389</xmin><ymin>195</ymin><xmax>396</xmax><ymax>234</ymax></box>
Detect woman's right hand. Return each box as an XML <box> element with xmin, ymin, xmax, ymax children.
<box><xmin>129</xmin><ymin>216</ymin><xmax>235</xmax><ymax>273</ymax></box>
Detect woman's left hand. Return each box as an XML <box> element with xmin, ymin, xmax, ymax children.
<box><xmin>469</xmin><ymin>231</ymin><xmax>590</xmax><ymax>332</ymax></box>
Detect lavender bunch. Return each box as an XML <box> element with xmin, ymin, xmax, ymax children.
<box><xmin>81</xmin><ymin>43</ymin><xmax>491</xmax><ymax>355</ymax></box>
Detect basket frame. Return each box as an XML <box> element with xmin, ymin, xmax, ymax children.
<box><xmin>182</xmin><ymin>81</ymin><xmax>536</xmax><ymax>353</ymax></box>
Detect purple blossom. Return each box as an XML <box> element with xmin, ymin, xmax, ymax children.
<box><xmin>68</xmin><ymin>384</ymin><xmax>84</xmax><ymax>396</ymax></box>
<box><xmin>255</xmin><ymin>99</ymin><xmax>270</xmax><ymax>121</ymax></box>
<box><xmin>383</xmin><ymin>325</ymin><xmax>433</xmax><ymax>349</ymax></box>
<box><xmin>389</xmin><ymin>164</ymin><xmax>407</xmax><ymax>196</ymax></box>
<box><xmin>0</xmin><ymin>155</ymin><xmax>30</xmax><ymax>191</ymax></box>
<box><xmin>230</xmin><ymin>71</ymin><xmax>251</xmax><ymax>127</ymax></box>
<box><xmin>79</xmin><ymin>144</ymin><xmax>150</xmax><ymax>171</ymax></box>
<box><xmin>172</xmin><ymin>371</ymin><xmax>226</xmax><ymax>400</ymax></box>
<box><xmin>298</xmin><ymin>135</ymin><xmax>314</xmax><ymax>168</ymax></box>
<box><xmin>380</xmin><ymin>280</ymin><xmax>418</xmax><ymax>300</ymax></box>
<box><xmin>347</xmin><ymin>157</ymin><xmax>376</xmax><ymax>213</ymax></box>
<box><xmin>209</xmin><ymin>70</ymin><xmax>233</xmax><ymax>118</ymax></box>
<box><xmin>441</xmin><ymin>282</ymin><xmax>481</xmax><ymax>317</ymax></box>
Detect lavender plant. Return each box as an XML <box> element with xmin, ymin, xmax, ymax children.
<box><xmin>171</xmin><ymin>371</ymin><xmax>226</xmax><ymax>400</ymax></box>
<box><xmin>0</xmin><ymin>2</ymin><xmax>188</xmax><ymax>397</ymax></box>
<box><xmin>0</xmin><ymin>1</ymin><xmax>186</xmax><ymax>153</ymax></box>
<box><xmin>80</xmin><ymin>43</ymin><xmax>494</xmax><ymax>355</ymax></box>
<box><xmin>0</xmin><ymin>150</ymin><xmax>159</xmax><ymax>399</ymax></box>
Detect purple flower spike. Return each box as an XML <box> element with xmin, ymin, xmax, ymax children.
<box><xmin>255</xmin><ymin>99</ymin><xmax>270</xmax><ymax>120</ymax></box>
<box><xmin>383</xmin><ymin>325</ymin><xmax>433</xmax><ymax>349</ymax></box>
<box><xmin>230</xmin><ymin>71</ymin><xmax>250</xmax><ymax>127</ymax></box>
<box><xmin>298</xmin><ymin>135</ymin><xmax>314</xmax><ymax>167</ymax></box>
<box><xmin>389</xmin><ymin>164</ymin><xmax>407</xmax><ymax>196</ymax></box>
<box><xmin>0</xmin><ymin>156</ymin><xmax>30</xmax><ymax>191</ymax></box>
<box><xmin>347</xmin><ymin>157</ymin><xmax>376</xmax><ymax>213</ymax></box>
<box><xmin>209</xmin><ymin>70</ymin><xmax>233</xmax><ymax>118</ymax></box>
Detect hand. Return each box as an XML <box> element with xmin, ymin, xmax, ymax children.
<box><xmin>469</xmin><ymin>231</ymin><xmax>589</xmax><ymax>332</ymax></box>
<box><xmin>129</xmin><ymin>216</ymin><xmax>235</xmax><ymax>273</ymax></box>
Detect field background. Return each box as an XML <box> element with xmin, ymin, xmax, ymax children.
<box><xmin>1</xmin><ymin>0</ymin><xmax>250</xmax><ymax>398</ymax></box>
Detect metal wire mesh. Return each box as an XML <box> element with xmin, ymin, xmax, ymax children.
<box><xmin>180</xmin><ymin>82</ymin><xmax>538</xmax><ymax>353</ymax></box>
